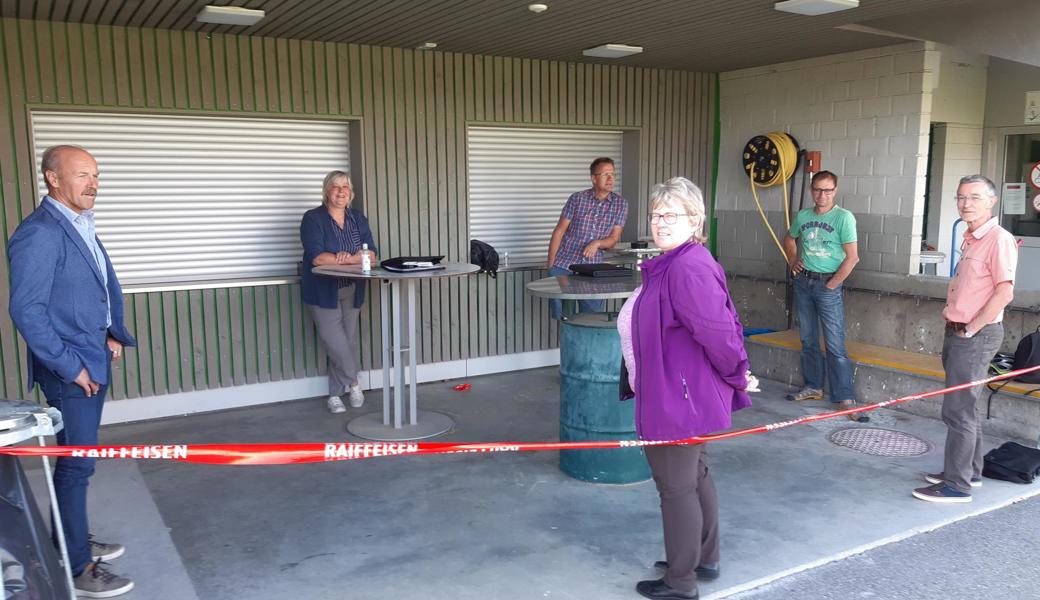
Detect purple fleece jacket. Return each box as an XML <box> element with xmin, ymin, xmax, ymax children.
<box><xmin>628</xmin><ymin>241</ymin><xmax>751</xmax><ymax>441</ymax></box>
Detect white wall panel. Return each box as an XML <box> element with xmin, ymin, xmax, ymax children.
<box><xmin>31</xmin><ymin>111</ymin><xmax>350</xmax><ymax>285</ymax></box>
<box><xmin>467</xmin><ymin>126</ymin><xmax>623</xmax><ymax>265</ymax></box>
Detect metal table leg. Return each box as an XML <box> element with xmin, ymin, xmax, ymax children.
<box><xmin>381</xmin><ymin>278</ymin><xmax>391</xmax><ymax>426</ymax></box>
<box><xmin>39</xmin><ymin>435</ymin><xmax>76</xmax><ymax>599</ymax></box>
<box><xmin>346</xmin><ymin>278</ymin><xmax>453</xmax><ymax>441</ymax></box>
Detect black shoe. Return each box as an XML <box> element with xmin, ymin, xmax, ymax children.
<box><xmin>924</xmin><ymin>473</ymin><xmax>982</xmax><ymax>488</ymax></box>
<box><xmin>636</xmin><ymin>578</ymin><xmax>698</xmax><ymax>600</ymax></box>
<box><xmin>912</xmin><ymin>482</ymin><xmax>971</xmax><ymax>503</ymax></box>
<box><xmin>653</xmin><ymin>561</ymin><xmax>720</xmax><ymax>581</ymax></box>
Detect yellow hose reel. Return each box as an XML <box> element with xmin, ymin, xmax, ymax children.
<box><xmin>742</xmin><ymin>132</ymin><xmax>800</xmax><ymax>261</ymax></box>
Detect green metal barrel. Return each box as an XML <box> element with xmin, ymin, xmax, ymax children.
<box><xmin>559</xmin><ymin>314</ymin><xmax>651</xmax><ymax>484</ymax></box>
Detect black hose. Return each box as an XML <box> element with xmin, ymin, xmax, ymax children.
<box><xmin>784</xmin><ymin>150</ymin><xmax>808</xmax><ymax>330</ymax></box>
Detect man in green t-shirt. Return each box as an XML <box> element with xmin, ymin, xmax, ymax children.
<box><xmin>782</xmin><ymin>171</ymin><xmax>866</xmax><ymax>421</ymax></box>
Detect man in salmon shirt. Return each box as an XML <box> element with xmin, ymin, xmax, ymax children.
<box><xmin>913</xmin><ymin>175</ymin><xmax>1017</xmax><ymax>504</ymax></box>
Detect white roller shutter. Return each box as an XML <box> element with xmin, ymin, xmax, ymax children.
<box><xmin>467</xmin><ymin>126</ymin><xmax>623</xmax><ymax>265</ymax></box>
<box><xmin>31</xmin><ymin>111</ymin><xmax>350</xmax><ymax>287</ymax></box>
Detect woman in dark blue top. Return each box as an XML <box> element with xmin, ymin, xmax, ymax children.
<box><xmin>300</xmin><ymin>170</ymin><xmax>377</xmax><ymax>414</ymax></box>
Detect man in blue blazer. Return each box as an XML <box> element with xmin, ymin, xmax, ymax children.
<box><xmin>8</xmin><ymin>145</ymin><xmax>137</xmax><ymax>598</ymax></box>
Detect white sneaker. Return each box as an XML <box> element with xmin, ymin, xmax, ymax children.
<box><xmin>348</xmin><ymin>385</ymin><xmax>365</xmax><ymax>408</ymax></box>
<box><xmin>327</xmin><ymin>396</ymin><xmax>346</xmax><ymax>413</ymax></box>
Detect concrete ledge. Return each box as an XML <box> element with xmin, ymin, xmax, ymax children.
<box><xmin>746</xmin><ymin>330</ymin><xmax>1040</xmax><ymax>441</ymax></box>
<box><xmin>725</xmin><ymin>268</ymin><xmax>1040</xmax><ymax>312</ymax></box>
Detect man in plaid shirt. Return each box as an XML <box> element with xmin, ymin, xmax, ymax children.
<box><xmin>546</xmin><ymin>157</ymin><xmax>629</xmax><ymax>319</ymax></box>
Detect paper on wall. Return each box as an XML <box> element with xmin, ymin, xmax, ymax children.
<box><xmin>1002</xmin><ymin>183</ymin><xmax>1026</xmax><ymax>215</ymax></box>
<box><xmin>1028</xmin><ymin>91</ymin><xmax>1040</xmax><ymax>125</ymax></box>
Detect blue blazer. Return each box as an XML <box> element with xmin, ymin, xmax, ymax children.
<box><xmin>7</xmin><ymin>200</ymin><xmax>136</xmax><ymax>388</ymax></box>
<box><xmin>300</xmin><ymin>206</ymin><xmax>377</xmax><ymax>309</ymax></box>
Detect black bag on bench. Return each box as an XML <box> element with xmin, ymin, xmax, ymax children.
<box><xmin>984</xmin><ymin>325</ymin><xmax>1040</xmax><ymax>418</ymax></box>
<box><xmin>982</xmin><ymin>441</ymin><xmax>1040</xmax><ymax>484</ymax></box>
<box><xmin>1011</xmin><ymin>325</ymin><xmax>1040</xmax><ymax>384</ymax></box>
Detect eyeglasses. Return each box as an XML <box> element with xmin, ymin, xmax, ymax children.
<box><xmin>647</xmin><ymin>212</ymin><xmax>693</xmax><ymax>225</ymax></box>
<box><xmin>593</xmin><ymin>172</ymin><xmax>618</xmax><ymax>179</ymax></box>
<box><xmin>955</xmin><ymin>194</ymin><xmax>989</xmax><ymax>204</ymax></box>
<box><xmin>810</xmin><ymin>187</ymin><xmax>836</xmax><ymax>195</ymax></box>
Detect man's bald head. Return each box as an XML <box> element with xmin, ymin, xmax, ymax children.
<box><xmin>41</xmin><ymin>145</ymin><xmax>99</xmax><ymax>214</ymax></box>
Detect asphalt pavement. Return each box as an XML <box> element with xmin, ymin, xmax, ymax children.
<box><xmin>734</xmin><ymin>493</ymin><xmax>1040</xmax><ymax>600</ymax></box>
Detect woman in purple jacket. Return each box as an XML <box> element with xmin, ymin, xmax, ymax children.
<box><xmin>618</xmin><ymin>177</ymin><xmax>752</xmax><ymax>600</ymax></box>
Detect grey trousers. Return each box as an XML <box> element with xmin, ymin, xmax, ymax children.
<box><xmin>940</xmin><ymin>323</ymin><xmax>1004</xmax><ymax>493</ymax></box>
<box><xmin>644</xmin><ymin>444</ymin><xmax>720</xmax><ymax>594</ymax></box>
<box><xmin>307</xmin><ymin>285</ymin><xmax>363</xmax><ymax>397</ymax></box>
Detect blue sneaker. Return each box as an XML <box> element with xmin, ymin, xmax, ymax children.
<box><xmin>924</xmin><ymin>473</ymin><xmax>982</xmax><ymax>488</ymax></box>
<box><xmin>912</xmin><ymin>482</ymin><xmax>971</xmax><ymax>503</ymax></box>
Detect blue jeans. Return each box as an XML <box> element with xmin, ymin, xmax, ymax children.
<box><xmin>36</xmin><ymin>361</ymin><xmax>109</xmax><ymax>576</ymax></box>
<box><xmin>548</xmin><ymin>265</ymin><xmax>605</xmax><ymax>320</ymax></box>
<box><xmin>793</xmin><ymin>275</ymin><xmax>854</xmax><ymax>402</ymax></box>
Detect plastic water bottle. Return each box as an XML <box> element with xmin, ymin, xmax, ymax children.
<box><xmin>361</xmin><ymin>243</ymin><xmax>371</xmax><ymax>273</ymax></box>
<box><xmin>502</xmin><ymin>252</ymin><xmax>509</xmax><ymax>267</ymax></box>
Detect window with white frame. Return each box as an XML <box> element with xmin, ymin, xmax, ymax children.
<box><xmin>31</xmin><ymin>111</ymin><xmax>351</xmax><ymax>287</ymax></box>
<box><xmin>467</xmin><ymin>126</ymin><xmax>623</xmax><ymax>265</ymax></box>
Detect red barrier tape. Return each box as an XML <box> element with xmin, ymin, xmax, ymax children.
<box><xmin>2</xmin><ymin>366</ymin><xmax>1038</xmax><ymax>465</ymax></box>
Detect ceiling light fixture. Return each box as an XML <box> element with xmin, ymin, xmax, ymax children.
<box><xmin>774</xmin><ymin>0</ymin><xmax>858</xmax><ymax>16</ymax></box>
<box><xmin>528</xmin><ymin>3</ymin><xmax>549</xmax><ymax>13</ymax></box>
<box><xmin>583</xmin><ymin>44</ymin><xmax>643</xmax><ymax>59</ymax></box>
<box><xmin>196</xmin><ymin>5</ymin><xmax>266</xmax><ymax>26</ymax></box>
<box><xmin>416</xmin><ymin>42</ymin><xmax>438</xmax><ymax>50</ymax></box>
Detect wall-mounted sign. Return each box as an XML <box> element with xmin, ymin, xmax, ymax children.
<box><xmin>1031</xmin><ymin>161</ymin><xmax>1040</xmax><ymax>190</ymax></box>
<box><xmin>1028</xmin><ymin>91</ymin><xmax>1040</xmax><ymax>125</ymax></box>
<box><xmin>1034</xmin><ymin>194</ymin><xmax>1040</xmax><ymax>213</ymax></box>
<box><xmin>1003</xmin><ymin>183</ymin><xmax>1026</xmax><ymax>214</ymax></box>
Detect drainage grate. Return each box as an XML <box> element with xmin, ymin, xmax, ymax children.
<box><xmin>828</xmin><ymin>427</ymin><xmax>931</xmax><ymax>457</ymax></box>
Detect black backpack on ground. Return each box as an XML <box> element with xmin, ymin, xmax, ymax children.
<box><xmin>983</xmin><ymin>442</ymin><xmax>1040</xmax><ymax>484</ymax></box>
<box><xmin>470</xmin><ymin>239</ymin><xmax>499</xmax><ymax>279</ymax></box>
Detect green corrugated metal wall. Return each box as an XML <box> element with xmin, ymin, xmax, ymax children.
<box><xmin>0</xmin><ymin>17</ymin><xmax>716</xmax><ymax>402</ymax></box>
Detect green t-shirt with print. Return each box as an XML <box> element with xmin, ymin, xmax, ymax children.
<box><xmin>788</xmin><ymin>205</ymin><xmax>857</xmax><ymax>274</ymax></box>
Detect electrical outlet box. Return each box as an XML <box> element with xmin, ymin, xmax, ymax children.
<box><xmin>806</xmin><ymin>150</ymin><xmax>822</xmax><ymax>173</ymax></box>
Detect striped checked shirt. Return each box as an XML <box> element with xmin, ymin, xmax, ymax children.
<box><xmin>552</xmin><ymin>188</ymin><xmax>628</xmax><ymax>270</ymax></box>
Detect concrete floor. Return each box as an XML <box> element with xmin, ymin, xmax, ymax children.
<box><xmin>24</xmin><ymin>368</ymin><xmax>1040</xmax><ymax>600</ymax></box>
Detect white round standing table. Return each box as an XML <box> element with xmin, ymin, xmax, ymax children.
<box><xmin>312</xmin><ymin>262</ymin><xmax>480</xmax><ymax>441</ymax></box>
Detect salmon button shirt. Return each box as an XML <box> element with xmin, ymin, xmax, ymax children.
<box><xmin>942</xmin><ymin>217</ymin><xmax>1018</xmax><ymax>324</ymax></box>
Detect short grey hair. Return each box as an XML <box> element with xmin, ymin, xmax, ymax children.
<box><xmin>958</xmin><ymin>174</ymin><xmax>997</xmax><ymax>198</ymax></box>
<box><xmin>649</xmin><ymin>177</ymin><xmax>708</xmax><ymax>244</ymax></box>
<box><xmin>41</xmin><ymin>144</ymin><xmax>89</xmax><ymax>186</ymax></box>
<box><xmin>322</xmin><ymin>170</ymin><xmax>352</xmax><ymax>206</ymax></box>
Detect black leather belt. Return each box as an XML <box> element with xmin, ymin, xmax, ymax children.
<box><xmin>800</xmin><ymin>270</ymin><xmax>835</xmax><ymax>280</ymax></box>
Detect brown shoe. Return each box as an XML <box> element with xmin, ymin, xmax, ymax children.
<box><xmin>839</xmin><ymin>399</ymin><xmax>869</xmax><ymax>422</ymax></box>
<box><xmin>73</xmin><ymin>561</ymin><xmax>134</xmax><ymax>598</ymax></box>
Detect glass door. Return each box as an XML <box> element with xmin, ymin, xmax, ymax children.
<box><xmin>1001</xmin><ymin>133</ymin><xmax>1040</xmax><ymax>290</ymax></box>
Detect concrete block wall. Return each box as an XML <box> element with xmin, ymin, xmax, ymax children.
<box><xmin>716</xmin><ymin>42</ymin><xmax>935</xmax><ymax>279</ymax></box>
<box><xmin>926</xmin><ymin>124</ymin><xmax>984</xmax><ymax>276</ymax></box>
<box><xmin>924</xmin><ymin>46</ymin><xmax>989</xmax><ymax>277</ymax></box>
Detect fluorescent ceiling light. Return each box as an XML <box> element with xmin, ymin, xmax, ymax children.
<box><xmin>774</xmin><ymin>0</ymin><xmax>859</xmax><ymax>16</ymax></box>
<box><xmin>196</xmin><ymin>5</ymin><xmax>266</xmax><ymax>26</ymax></box>
<box><xmin>583</xmin><ymin>44</ymin><xmax>643</xmax><ymax>59</ymax></box>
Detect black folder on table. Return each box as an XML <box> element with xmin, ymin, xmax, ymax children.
<box><xmin>380</xmin><ymin>256</ymin><xmax>446</xmax><ymax>272</ymax></box>
<box><xmin>568</xmin><ymin>263</ymin><xmax>633</xmax><ymax>278</ymax></box>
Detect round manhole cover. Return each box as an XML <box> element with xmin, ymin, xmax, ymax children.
<box><xmin>829</xmin><ymin>427</ymin><xmax>931</xmax><ymax>457</ymax></box>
